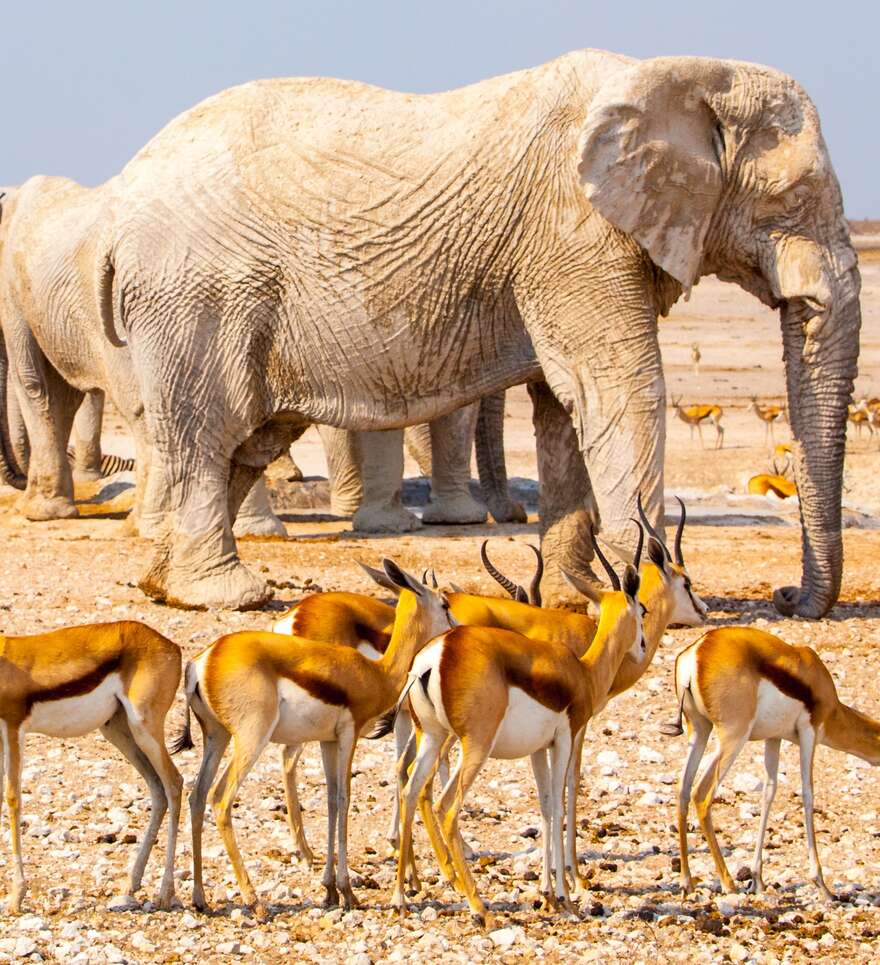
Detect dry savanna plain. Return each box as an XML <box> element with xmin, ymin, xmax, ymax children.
<box><xmin>1</xmin><ymin>250</ymin><xmax>880</xmax><ymax>964</ymax></box>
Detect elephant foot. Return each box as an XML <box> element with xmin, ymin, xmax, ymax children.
<box><xmin>72</xmin><ymin>468</ymin><xmax>103</xmax><ymax>483</ymax></box>
<box><xmin>423</xmin><ymin>492</ymin><xmax>487</xmax><ymax>526</ymax></box>
<box><xmin>486</xmin><ymin>497</ymin><xmax>528</xmax><ymax>525</ymax></box>
<box><xmin>352</xmin><ymin>502</ymin><xmax>422</xmax><ymax>534</ymax></box>
<box><xmin>233</xmin><ymin>512</ymin><xmax>287</xmax><ymax>538</ymax></box>
<box><xmin>20</xmin><ymin>493</ymin><xmax>79</xmax><ymax>521</ymax></box>
<box><xmin>165</xmin><ymin>564</ymin><xmax>272</xmax><ymax>611</ymax></box>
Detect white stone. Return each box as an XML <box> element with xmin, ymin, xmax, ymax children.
<box><xmin>489</xmin><ymin>927</ymin><xmax>518</xmax><ymax>949</ymax></box>
<box><xmin>130</xmin><ymin>932</ymin><xmax>155</xmax><ymax>953</ymax></box>
<box><xmin>638</xmin><ymin>746</ymin><xmax>664</xmax><ymax>764</ymax></box>
<box><xmin>732</xmin><ymin>772</ymin><xmax>763</xmax><ymax>794</ymax></box>
<box><xmin>596</xmin><ymin>750</ymin><xmax>621</xmax><ymax>768</ymax></box>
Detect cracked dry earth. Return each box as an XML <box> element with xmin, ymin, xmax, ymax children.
<box><xmin>2</xmin><ymin>264</ymin><xmax>880</xmax><ymax>963</ymax></box>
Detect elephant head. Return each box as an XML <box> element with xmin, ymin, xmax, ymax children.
<box><xmin>578</xmin><ymin>57</ymin><xmax>859</xmax><ymax>618</ymax></box>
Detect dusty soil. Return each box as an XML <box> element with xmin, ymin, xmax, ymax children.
<box><xmin>1</xmin><ymin>258</ymin><xmax>880</xmax><ymax>963</ymax></box>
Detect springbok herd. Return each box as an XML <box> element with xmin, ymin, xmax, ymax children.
<box><xmin>2</xmin><ymin>499</ymin><xmax>880</xmax><ymax>931</ymax></box>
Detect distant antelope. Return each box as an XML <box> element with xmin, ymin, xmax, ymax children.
<box><xmin>748</xmin><ymin>397</ymin><xmax>786</xmax><ymax>445</ymax></box>
<box><xmin>691</xmin><ymin>343</ymin><xmax>701</xmax><ymax>376</ymax></box>
<box><xmin>665</xmin><ymin>627</ymin><xmax>880</xmax><ymax>900</ymax></box>
<box><xmin>0</xmin><ymin>621</ymin><xmax>183</xmax><ymax>913</ymax></box>
<box><xmin>748</xmin><ymin>458</ymin><xmax>797</xmax><ymax>499</ymax></box>
<box><xmin>672</xmin><ymin>397</ymin><xmax>724</xmax><ymax>449</ymax></box>
<box><xmin>848</xmin><ymin>400</ymin><xmax>875</xmax><ymax>439</ymax></box>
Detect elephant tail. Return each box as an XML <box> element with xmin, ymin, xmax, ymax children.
<box><xmin>0</xmin><ymin>337</ymin><xmax>27</xmax><ymax>490</ymax></box>
<box><xmin>97</xmin><ymin>249</ymin><xmax>127</xmax><ymax>347</ymax></box>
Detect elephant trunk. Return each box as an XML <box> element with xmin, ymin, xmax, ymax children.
<box><xmin>0</xmin><ymin>337</ymin><xmax>27</xmax><ymax>489</ymax></box>
<box><xmin>773</xmin><ymin>263</ymin><xmax>861</xmax><ymax>618</ymax></box>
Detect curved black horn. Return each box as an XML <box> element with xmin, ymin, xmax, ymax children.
<box><xmin>589</xmin><ymin>525</ymin><xmax>620</xmax><ymax>591</ymax></box>
<box><xmin>637</xmin><ymin>492</ymin><xmax>671</xmax><ymax>561</ymax></box>
<box><xmin>673</xmin><ymin>496</ymin><xmax>686</xmax><ymax>567</ymax></box>
<box><xmin>421</xmin><ymin>569</ymin><xmax>429</xmax><ymax>586</ymax></box>
<box><xmin>480</xmin><ymin>539</ymin><xmax>524</xmax><ymax>600</ymax></box>
<box><xmin>629</xmin><ymin>519</ymin><xmax>644</xmax><ymax>571</ymax></box>
<box><xmin>527</xmin><ymin>544</ymin><xmax>543</xmax><ymax>607</ymax></box>
<box><xmin>430</xmin><ymin>568</ymin><xmax>439</xmax><ymax>589</ymax></box>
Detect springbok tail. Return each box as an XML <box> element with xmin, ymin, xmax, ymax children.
<box><xmin>659</xmin><ymin>684</ymin><xmax>689</xmax><ymax>737</ymax></box>
<box><xmin>169</xmin><ymin>662</ymin><xmax>197</xmax><ymax>754</ymax></box>
<box><xmin>365</xmin><ymin>672</ymin><xmax>420</xmax><ymax>740</ymax></box>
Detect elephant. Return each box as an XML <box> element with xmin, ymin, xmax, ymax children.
<box><xmin>9</xmin><ymin>51</ymin><xmax>859</xmax><ymax>616</ymax></box>
<box><xmin>319</xmin><ymin>393</ymin><xmax>526</xmax><ymax>531</ymax></box>
<box><xmin>0</xmin><ymin>185</ymin><xmax>286</xmax><ymax>538</ymax></box>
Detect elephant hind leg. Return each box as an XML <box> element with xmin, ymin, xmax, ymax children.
<box><xmin>421</xmin><ymin>405</ymin><xmax>487</xmax><ymax>526</ymax></box>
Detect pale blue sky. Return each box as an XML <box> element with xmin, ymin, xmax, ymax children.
<box><xmin>2</xmin><ymin>2</ymin><xmax>876</xmax><ymax>214</ymax></box>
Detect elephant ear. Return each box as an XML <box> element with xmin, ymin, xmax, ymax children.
<box><xmin>578</xmin><ymin>58</ymin><xmax>733</xmax><ymax>290</ymax></box>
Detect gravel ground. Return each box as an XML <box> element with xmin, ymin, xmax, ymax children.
<box><xmin>1</xmin><ymin>515</ymin><xmax>880</xmax><ymax>964</ymax></box>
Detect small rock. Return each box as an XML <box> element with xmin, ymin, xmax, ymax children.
<box><xmin>216</xmin><ymin>941</ymin><xmax>241</xmax><ymax>955</ymax></box>
<box><xmin>103</xmin><ymin>945</ymin><xmax>125</xmax><ymax>963</ymax></box>
<box><xmin>16</xmin><ymin>916</ymin><xmax>46</xmax><ymax>932</ymax></box>
<box><xmin>106</xmin><ymin>895</ymin><xmax>139</xmax><ymax>912</ymax></box>
<box><xmin>489</xmin><ymin>927</ymin><xmax>517</xmax><ymax>949</ymax></box>
<box><xmin>638</xmin><ymin>746</ymin><xmax>664</xmax><ymax>764</ymax></box>
<box><xmin>130</xmin><ymin>931</ymin><xmax>156</xmax><ymax>953</ymax></box>
<box><xmin>729</xmin><ymin>942</ymin><xmax>749</xmax><ymax>962</ymax></box>
<box><xmin>520</xmin><ymin>827</ymin><xmax>539</xmax><ymax>839</ymax></box>
<box><xmin>732</xmin><ymin>772</ymin><xmax>763</xmax><ymax>794</ymax></box>
<box><xmin>14</xmin><ymin>937</ymin><xmax>37</xmax><ymax>957</ymax></box>
<box><xmin>596</xmin><ymin>750</ymin><xmax>621</xmax><ymax>768</ymax></box>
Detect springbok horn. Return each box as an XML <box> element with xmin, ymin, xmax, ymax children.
<box><xmin>631</xmin><ymin>519</ymin><xmax>644</xmax><ymax>571</ymax></box>
<box><xmin>421</xmin><ymin>569</ymin><xmax>430</xmax><ymax>586</ymax></box>
<box><xmin>480</xmin><ymin>539</ymin><xmax>525</xmax><ymax>601</ymax></box>
<box><xmin>589</xmin><ymin>524</ymin><xmax>620</xmax><ymax>591</ymax></box>
<box><xmin>673</xmin><ymin>496</ymin><xmax>686</xmax><ymax>567</ymax></box>
<box><xmin>430</xmin><ymin>568</ymin><xmax>439</xmax><ymax>589</ymax></box>
<box><xmin>637</xmin><ymin>492</ymin><xmax>671</xmax><ymax>562</ymax></box>
<box><xmin>527</xmin><ymin>544</ymin><xmax>543</xmax><ymax>607</ymax></box>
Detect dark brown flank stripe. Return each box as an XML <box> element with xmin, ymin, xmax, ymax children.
<box><xmin>353</xmin><ymin>623</ymin><xmax>391</xmax><ymax>654</ymax></box>
<box><xmin>24</xmin><ymin>656</ymin><xmax>122</xmax><ymax>715</ymax></box>
<box><xmin>754</xmin><ymin>657</ymin><xmax>816</xmax><ymax>716</ymax></box>
<box><xmin>282</xmin><ymin>668</ymin><xmax>348</xmax><ymax>707</ymax></box>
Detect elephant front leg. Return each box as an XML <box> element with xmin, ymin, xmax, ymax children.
<box><xmin>422</xmin><ymin>405</ymin><xmax>487</xmax><ymax>525</ymax></box>
<box><xmin>71</xmin><ymin>390</ymin><xmax>105</xmax><ymax>482</ymax></box>
<box><xmin>351</xmin><ymin>429</ymin><xmax>422</xmax><ymax>533</ymax></box>
<box><xmin>528</xmin><ymin>381</ymin><xmax>599</xmax><ymax>607</ymax></box>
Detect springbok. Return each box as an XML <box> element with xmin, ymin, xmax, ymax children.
<box><xmin>393</xmin><ymin>538</ymin><xmax>645</xmax><ymax>925</ymax></box>
<box><xmin>267</xmin><ymin>543</ymin><xmax>542</xmax><ymax>864</ymax></box>
<box><xmin>175</xmin><ymin>559</ymin><xmax>453</xmax><ymax>918</ymax></box>
<box><xmin>748</xmin><ymin>397</ymin><xmax>787</xmax><ymax>445</ymax></box>
<box><xmin>748</xmin><ymin>458</ymin><xmax>798</xmax><ymax>499</ymax></box>
<box><xmin>0</xmin><ymin>621</ymin><xmax>183</xmax><ymax>913</ymax></box>
<box><xmin>665</xmin><ymin>626</ymin><xmax>880</xmax><ymax>899</ymax></box>
<box><xmin>848</xmin><ymin>400</ymin><xmax>875</xmax><ymax>439</ymax></box>
<box><xmin>672</xmin><ymin>397</ymin><xmax>724</xmax><ymax>449</ymax></box>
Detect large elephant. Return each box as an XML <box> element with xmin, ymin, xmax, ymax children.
<box><xmin>320</xmin><ymin>393</ymin><xmax>526</xmax><ymax>531</ymax></box>
<box><xmin>11</xmin><ymin>52</ymin><xmax>859</xmax><ymax>616</ymax></box>
<box><xmin>0</xmin><ymin>184</ymin><xmax>285</xmax><ymax>538</ymax></box>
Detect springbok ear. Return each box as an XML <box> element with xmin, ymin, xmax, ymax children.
<box><xmin>357</xmin><ymin>560</ymin><xmax>401</xmax><ymax>595</ymax></box>
<box><xmin>561</xmin><ymin>568</ymin><xmax>603</xmax><ymax>606</ymax></box>
<box><xmin>647</xmin><ymin>537</ymin><xmax>667</xmax><ymax>573</ymax></box>
<box><xmin>579</xmin><ymin>57</ymin><xmax>732</xmax><ymax>289</ymax></box>
<box><xmin>382</xmin><ymin>558</ymin><xmax>425</xmax><ymax>596</ymax></box>
<box><xmin>622</xmin><ymin>564</ymin><xmax>641</xmax><ymax>601</ymax></box>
